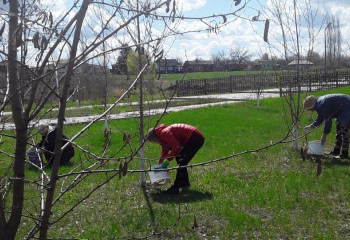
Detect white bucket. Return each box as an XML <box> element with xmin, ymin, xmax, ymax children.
<box><xmin>308</xmin><ymin>140</ymin><xmax>324</xmax><ymax>155</ymax></box>
<box><xmin>147</xmin><ymin>164</ymin><xmax>170</xmax><ymax>185</ymax></box>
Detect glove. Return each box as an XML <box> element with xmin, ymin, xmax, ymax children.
<box><xmin>161</xmin><ymin>160</ymin><xmax>169</xmax><ymax>168</ymax></box>
<box><xmin>303</xmin><ymin>125</ymin><xmax>313</xmax><ymax>132</ymax></box>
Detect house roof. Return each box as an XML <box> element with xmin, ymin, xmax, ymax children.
<box><xmin>158</xmin><ymin>59</ymin><xmax>179</xmax><ymax>66</ymax></box>
<box><xmin>288</xmin><ymin>60</ymin><xmax>313</xmax><ymax>65</ymax></box>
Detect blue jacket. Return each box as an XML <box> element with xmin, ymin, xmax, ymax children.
<box><xmin>311</xmin><ymin>94</ymin><xmax>350</xmax><ymax>134</ymax></box>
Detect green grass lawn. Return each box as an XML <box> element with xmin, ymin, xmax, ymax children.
<box><xmin>156</xmin><ymin>71</ymin><xmax>251</xmax><ymax>81</ymax></box>
<box><xmin>3</xmin><ymin>87</ymin><xmax>350</xmax><ymax>239</ymax></box>
<box><xmin>109</xmin><ymin>70</ymin><xmax>282</xmax><ymax>83</ymax></box>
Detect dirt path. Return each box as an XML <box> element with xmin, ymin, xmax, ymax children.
<box><xmin>1</xmin><ymin>91</ymin><xmax>280</xmax><ymax>130</ymax></box>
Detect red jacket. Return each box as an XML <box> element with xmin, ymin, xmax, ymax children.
<box><xmin>154</xmin><ymin>123</ymin><xmax>203</xmax><ymax>163</ymax></box>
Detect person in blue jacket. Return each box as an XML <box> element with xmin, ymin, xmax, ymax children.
<box><xmin>303</xmin><ymin>94</ymin><xmax>350</xmax><ymax>158</ymax></box>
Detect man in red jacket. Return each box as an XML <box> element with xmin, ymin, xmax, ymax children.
<box><xmin>146</xmin><ymin>123</ymin><xmax>205</xmax><ymax>194</ymax></box>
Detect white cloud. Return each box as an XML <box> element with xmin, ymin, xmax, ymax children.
<box><xmin>8</xmin><ymin>0</ymin><xmax>349</xmax><ymax>65</ymax></box>
<box><xmin>163</xmin><ymin>14</ymin><xmax>268</xmax><ymax>62</ymax></box>
<box><xmin>42</xmin><ymin>0</ymin><xmax>68</xmax><ymax>13</ymax></box>
<box><xmin>176</xmin><ymin>0</ymin><xmax>207</xmax><ymax>12</ymax></box>
<box><xmin>314</xmin><ymin>1</ymin><xmax>350</xmax><ymax>55</ymax></box>
<box><xmin>246</xmin><ymin>0</ymin><xmax>350</xmax><ymax>59</ymax></box>
<box><xmin>324</xmin><ymin>0</ymin><xmax>349</xmax><ymax>7</ymax></box>
<box><xmin>156</xmin><ymin>0</ymin><xmax>207</xmax><ymax>14</ymax></box>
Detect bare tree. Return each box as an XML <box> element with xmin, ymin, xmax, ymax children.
<box><xmin>326</xmin><ymin>15</ymin><xmax>342</xmax><ymax>70</ymax></box>
<box><xmin>263</xmin><ymin>0</ymin><xmax>326</xmax><ymax>151</ymax></box>
<box><xmin>229</xmin><ymin>45</ymin><xmax>252</xmax><ymax>65</ymax></box>
<box><xmin>0</xmin><ymin>0</ymin><xmax>253</xmax><ymax>238</ymax></box>
<box><xmin>211</xmin><ymin>49</ymin><xmax>230</xmax><ymax>71</ymax></box>
<box><xmin>0</xmin><ymin>0</ymin><xmax>178</xmax><ymax>238</ymax></box>
<box><xmin>303</xmin><ymin>0</ymin><xmax>324</xmax><ymax>64</ymax></box>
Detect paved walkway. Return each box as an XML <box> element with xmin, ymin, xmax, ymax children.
<box><xmin>1</xmin><ymin>90</ymin><xmax>281</xmax><ymax>130</ymax></box>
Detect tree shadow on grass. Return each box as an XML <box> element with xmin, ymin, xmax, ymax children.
<box><xmin>149</xmin><ymin>189</ymin><xmax>213</xmax><ymax>204</ymax></box>
<box><xmin>322</xmin><ymin>156</ymin><xmax>350</xmax><ymax>168</ymax></box>
<box><xmin>142</xmin><ymin>185</ymin><xmax>156</xmax><ymax>224</ymax></box>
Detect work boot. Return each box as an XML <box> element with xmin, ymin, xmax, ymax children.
<box><xmin>327</xmin><ymin>148</ymin><xmax>340</xmax><ymax>156</ymax></box>
<box><xmin>161</xmin><ymin>185</ymin><xmax>179</xmax><ymax>195</ymax></box>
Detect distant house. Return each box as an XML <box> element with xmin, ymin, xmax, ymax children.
<box><xmin>0</xmin><ymin>60</ymin><xmax>34</xmax><ymax>80</ymax></box>
<box><xmin>213</xmin><ymin>60</ymin><xmax>246</xmax><ymax>71</ymax></box>
<box><xmin>81</xmin><ymin>63</ymin><xmax>106</xmax><ymax>74</ymax></box>
<box><xmin>288</xmin><ymin>59</ymin><xmax>313</xmax><ymax>71</ymax></box>
<box><xmin>45</xmin><ymin>59</ymin><xmax>72</xmax><ymax>74</ymax></box>
<box><xmin>183</xmin><ymin>60</ymin><xmax>214</xmax><ymax>73</ymax></box>
<box><xmin>157</xmin><ymin>59</ymin><xmax>183</xmax><ymax>74</ymax></box>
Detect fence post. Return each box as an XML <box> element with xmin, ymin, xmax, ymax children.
<box><xmin>253</xmin><ymin>74</ymin><xmax>256</xmax><ymax>91</ymax></box>
<box><xmin>230</xmin><ymin>76</ymin><xmax>233</xmax><ymax>93</ymax></box>
<box><xmin>277</xmin><ymin>73</ymin><xmax>282</xmax><ymax>97</ymax></box>
<box><xmin>176</xmin><ymin>80</ymin><xmax>179</xmax><ymax>97</ymax></box>
<box><xmin>336</xmin><ymin>71</ymin><xmax>339</xmax><ymax>88</ymax></box>
<box><xmin>308</xmin><ymin>74</ymin><xmax>311</xmax><ymax>92</ymax></box>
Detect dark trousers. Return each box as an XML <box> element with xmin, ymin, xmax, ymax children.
<box><xmin>173</xmin><ymin>133</ymin><xmax>204</xmax><ymax>188</ymax></box>
<box><xmin>334</xmin><ymin>120</ymin><xmax>349</xmax><ymax>155</ymax></box>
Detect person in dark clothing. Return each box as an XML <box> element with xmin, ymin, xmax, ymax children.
<box><xmin>37</xmin><ymin>124</ymin><xmax>75</xmax><ymax>166</ymax></box>
<box><xmin>303</xmin><ymin>94</ymin><xmax>350</xmax><ymax>158</ymax></box>
<box><xmin>146</xmin><ymin>123</ymin><xmax>205</xmax><ymax>195</ymax></box>
<box><xmin>332</xmin><ymin>119</ymin><xmax>349</xmax><ymax>158</ymax></box>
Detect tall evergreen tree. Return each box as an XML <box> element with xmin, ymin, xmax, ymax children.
<box><xmin>112</xmin><ymin>44</ymin><xmax>131</xmax><ymax>74</ymax></box>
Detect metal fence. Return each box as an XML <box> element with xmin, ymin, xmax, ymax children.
<box><xmin>175</xmin><ymin>70</ymin><xmax>350</xmax><ymax>97</ymax></box>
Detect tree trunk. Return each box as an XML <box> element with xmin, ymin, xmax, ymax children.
<box><xmin>38</xmin><ymin>0</ymin><xmax>92</xmax><ymax>239</ymax></box>
<box><xmin>2</xmin><ymin>0</ymin><xmax>27</xmax><ymax>239</ymax></box>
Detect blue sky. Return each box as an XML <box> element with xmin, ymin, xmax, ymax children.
<box><xmin>159</xmin><ymin>0</ymin><xmax>268</xmax><ymax>61</ymax></box>
<box><xmin>37</xmin><ymin>0</ymin><xmax>350</xmax><ymax>63</ymax></box>
<box><xmin>163</xmin><ymin>0</ymin><xmax>350</xmax><ymax>62</ymax></box>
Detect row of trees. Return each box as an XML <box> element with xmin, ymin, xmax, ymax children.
<box><xmin>112</xmin><ymin>46</ymin><xmax>349</xmax><ymax>76</ymax></box>
<box><xmin>107</xmin><ymin>0</ymin><xmax>348</xmax><ymax>77</ymax></box>
<box><xmin>0</xmin><ymin>0</ymin><xmax>254</xmax><ymax>239</ymax></box>
<box><xmin>210</xmin><ymin>2</ymin><xmax>348</xmax><ymax>72</ymax></box>
<box><xmin>111</xmin><ymin>21</ymin><xmax>347</xmax><ymax>76</ymax></box>
<box><xmin>0</xmin><ymin>0</ymin><xmax>346</xmax><ymax>238</ymax></box>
